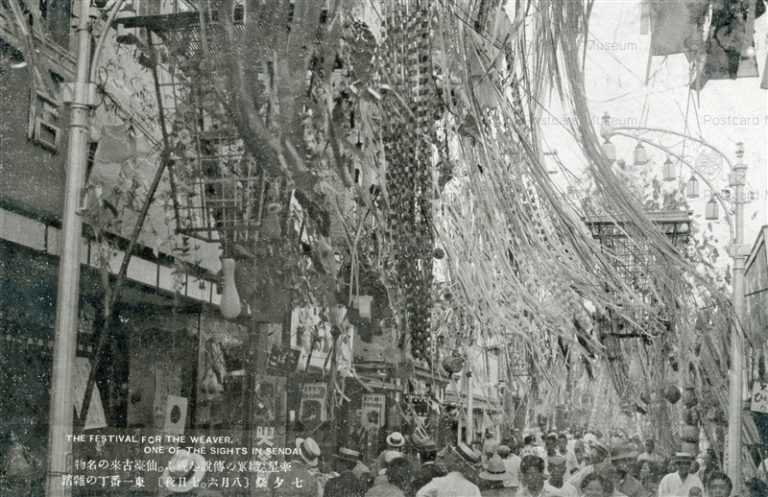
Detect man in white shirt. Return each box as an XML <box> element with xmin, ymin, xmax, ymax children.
<box><xmin>657</xmin><ymin>453</ymin><xmax>702</xmax><ymax>497</ymax></box>
<box><xmin>544</xmin><ymin>456</ymin><xmax>578</xmax><ymax>497</ymax></box>
<box><xmin>516</xmin><ymin>455</ymin><xmax>548</xmax><ymax>497</ymax></box>
<box><xmin>416</xmin><ymin>443</ymin><xmax>482</xmax><ymax>497</ymax></box>
<box><xmin>567</xmin><ymin>441</ymin><xmax>610</xmax><ymax>489</ymax></box>
<box><xmin>497</xmin><ymin>444</ymin><xmax>522</xmax><ymax>489</ymax></box>
<box><xmin>637</xmin><ymin>440</ymin><xmax>665</xmax><ymax>467</ymax></box>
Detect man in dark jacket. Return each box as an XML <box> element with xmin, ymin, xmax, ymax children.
<box><xmin>412</xmin><ymin>439</ymin><xmax>448</xmax><ymax>494</ymax></box>
<box><xmin>323</xmin><ymin>447</ymin><xmax>368</xmax><ymax>497</ymax></box>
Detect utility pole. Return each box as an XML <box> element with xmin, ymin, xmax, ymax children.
<box><xmin>727</xmin><ymin>142</ymin><xmax>748</xmax><ymax>493</ymax></box>
<box><xmin>45</xmin><ymin>1</ymin><xmax>93</xmax><ymax>495</ymax></box>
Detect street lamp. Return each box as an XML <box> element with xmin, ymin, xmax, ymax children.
<box><xmin>46</xmin><ymin>1</ymin><xmax>127</xmax><ymax>496</ymax></box>
<box><xmin>726</xmin><ymin>142</ymin><xmax>748</xmax><ymax>488</ymax></box>
<box><xmin>601</xmin><ymin>124</ymin><xmax>751</xmax><ymax>490</ymax></box>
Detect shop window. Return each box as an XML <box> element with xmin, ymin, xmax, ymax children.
<box><xmin>27</xmin><ymin>90</ymin><xmax>61</xmax><ymax>152</ymax></box>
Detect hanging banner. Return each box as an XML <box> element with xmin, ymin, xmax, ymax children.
<box><xmin>299</xmin><ymin>383</ymin><xmax>328</xmax><ymax>425</ymax></box>
<box><xmin>361</xmin><ymin>394</ymin><xmax>386</xmax><ymax>429</ymax></box>
<box><xmin>252</xmin><ymin>376</ymin><xmax>287</xmax><ymax>450</ymax></box>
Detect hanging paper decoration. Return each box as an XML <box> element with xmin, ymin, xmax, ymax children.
<box><xmin>692</xmin><ymin>0</ymin><xmax>763</xmax><ymax>89</ymax></box>
<box><xmin>649</xmin><ymin>0</ymin><xmax>708</xmax><ymax>56</ymax></box>
<box><xmin>381</xmin><ymin>1</ymin><xmax>436</xmax><ymax>360</ymax></box>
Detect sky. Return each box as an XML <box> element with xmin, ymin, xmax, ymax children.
<box><xmin>539</xmin><ymin>0</ymin><xmax>768</xmax><ymax>254</ymax></box>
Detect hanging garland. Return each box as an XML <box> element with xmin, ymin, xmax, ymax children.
<box><xmin>380</xmin><ymin>1</ymin><xmax>437</xmax><ymax>360</ymax></box>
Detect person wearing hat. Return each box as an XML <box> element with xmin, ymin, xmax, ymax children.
<box><xmin>415</xmin><ymin>443</ymin><xmax>482</xmax><ymax>497</ymax></box>
<box><xmin>477</xmin><ymin>455</ymin><xmax>515</xmax><ymax>497</ymax></box>
<box><xmin>366</xmin><ymin>455</ymin><xmax>414</xmax><ymax>497</ymax></box>
<box><xmin>567</xmin><ymin>441</ymin><xmax>611</xmax><ymax>489</ymax></box>
<box><xmin>324</xmin><ymin>448</ymin><xmax>368</xmax><ymax>497</ymax></box>
<box><xmin>657</xmin><ymin>453</ymin><xmax>702</xmax><ymax>497</ymax></box>
<box><xmin>372</xmin><ymin>449</ymin><xmax>406</xmax><ymax>486</ymax></box>
<box><xmin>545</xmin><ymin>456</ymin><xmax>578</xmax><ymax>497</ymax></box>
<box><xmin>497</xmin><ymin>444</ymin><xmax>521</xmax><ymax>489</ymax></box>
<box><xmin>703</xmin><ymin>471</ymin><xmax>731</xmax><ymax>497</ymax></box>
<box><xmin>517</xmin><ymin>455</ymin><xmax>548</xmax><ymax>497</ymax></box>
<box><xmin>373</xmin><ymin>432</ymin><xmax>406</xmax><ymax>475</ymax></box>
<box><xmin>557</xmin><ymin>433</ymin><xmax>570</xmax><ymax>458</ymax></box>
<box><xmin>158</xmin><ymin>449</ymin><xmax>207</xmax><ymax>496</ymax></box>
<box><xmin>271</xmin><ymin>437</ymin><xmax>322</xmax><ymax>497</ymax></box>
<box><xmin>567</xmin><ymin>440</ymin><xmax>587</xmax><ymax>476</ymax></box>
<box><xmin>609</xmin><ymin>446</ymin><xmax>649</xmax><ymax>497</ymax></box>
<box><xmin>545</xmin><ymin>432</ymin><xmax>559</xmax><ymax>458</ymax></box>
<box><xmin>637</xmin><ymin>440</ymin><xmax>665</xmax><ymax>468</ymax></box>
<box><xmin>386</xmin><ymin>432</ymin><xmax>406</xmax><ymax>449</ymax></box>
<box><xmin>412</xmin><ymin>438</ymin><xmax>448</xmax><ymax>494</ymax></box>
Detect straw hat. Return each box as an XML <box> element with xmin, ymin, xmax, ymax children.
<box><xmin>377</xmin><ymin>450</ymin><xmax>405</xmax><ymax>475</ymax></box>
<box><xmin>591</xmin><ymin>441</ymin><xmax>609</xmax><ymax>457</ymax></box>
<box><xmin>672</xmin><ymin>452</ymin><xmax>695</xmax><ymax>462</ymax></box>
<box><xmin>159</xmin><ymin>449</ymin><xmax>207</xmax><ymax>493</ymax></box>
<box><xmin>386</xmin><ymin>432</ymin><xmax>405</xmax><ymax>448</ymax></box>
<box><xmin>295</xmin><ymin>437</ymin><xmax>321</xmax><ymax>467</ymax></box>
<box><xmin>611</xmin><ymin>445</ymin><xmax>639</xmax><ymax>462</ymax></box>
<box><xmin>455</xmin><ymin>442</ymin><xmax>482</xmax><ymax>464</ymax></box>
<box><xmin>496</xmin><ymin>445</ymin><xmax>512</xmax><ymax>457</ymax></box>
<box><xmin>335</xmin><ymin>447</ymin><xmax>362</xmax><ymax>463</ymax></box>
<box><xmin>479</xmin><ymin>455</ymin><xmax>514</xmax><ymax>482</ymax></box>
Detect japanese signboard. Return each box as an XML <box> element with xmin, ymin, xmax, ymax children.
<box><xmin>361</xmin><ymin>394</ymin><xmax>386</xmax><ymax>429</ymax></box>
<box><xmin>299</xmin><ymin>383</ymin><xmax>328</xmax><ymax>425</ymax></box>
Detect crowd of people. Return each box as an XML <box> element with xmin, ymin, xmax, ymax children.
<box><xmin>254</xmin><ymin>429</ymin><xmax>736</xmax><ymax>497</ymax></box>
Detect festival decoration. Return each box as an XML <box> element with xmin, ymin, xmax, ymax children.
<box><xmin>219</xmin><ymin>258</ymin><xmax>242</xmax><ymax>319</ymax></box>
<box><xmin>380</xmin><ymin>2</ymin><xmax>436</xmax><ymax>360</ymax></box>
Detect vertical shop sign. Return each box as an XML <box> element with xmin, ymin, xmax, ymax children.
<box><xmin>253</xmin><ymin>375</ymin><xmax>287</xmax><ymax>449</ymax></box>
<box><xmin>361</xmin><ymin>394</ymin><xmax>385</xmax><ymax>429</ymax></box>
<box><xmin>299</xmin><ymin>383</ymin><xmax>328</xmax><ymax>427</ymax></box>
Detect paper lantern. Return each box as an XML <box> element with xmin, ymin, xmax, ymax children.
<box><xmin>705</xmin><ymin>197</ymin><xmax>719</xmax><ymax>221</ymax></box>
<box><xmin>664</xmin><ymin>384</ymin><xmax>681</xmax><ymax>404</ymax></box>
<box><xmin>220</xmin><ymin>258</ymin><xmax>242</xmax><ymax>319</ymax></box>
<box><xmin>662</xmin><ymin>157</ymin><xmax>676</xmax><ymax>181</ymax></box>
<box><xmin>686</xmin><ymin>176</ymin><xmax>700</xmax><ymax>198</ymax></box>
<box><xmin>602</xmin><ymin>140</ymin><xmax>616</xmax><ymax>162</ymax></box>
<box><xmin>633</xmin><ymin>143</ymin><xmax>648</xmax><ymax>165</ymax></box>
<box><xmin>356</xmin><ymin>295</ymin><xmax>373</xmax><ymax>319</ymax></box>
<box><xmin>681</xmin><ymin>424</ymin><xmax>699</xmax><ymax>443</ymax></box>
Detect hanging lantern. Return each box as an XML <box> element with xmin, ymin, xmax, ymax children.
<box><xmin>442</xmin><ymin>352</ymin><xmax>465</xmax><ymax>374</ymax></box>
<box><xmin>705</xmin><ymin>196</ymin><xmax>719</xmax><ymax>221</ymax></box>
<box><xmin>633</xmin><ymin>143</ymin><xmax>648</xmax><ymax>165</ymax></box>
<box><xmin>600</xmin><ymin>112</ymin><xmax>613</xmax><ymax>138</ymax></box>
<box><xmin>664</xmin><ymin>384</ymin><xmax>681</xmax><ymax>404</ymax></box>
<box><xmin>219</xmin><ymin>258</ymin><xmax>242</xmax><ymax>319</ymax></box>
<box><xmin>662</xmin><ymin>157</ymin><xmax>676</xmax><ymax>181</ymax></box>
<box><xmin>602</xmin><ymin>139</ymin><xmax>616</xmax><ymax>163</ymax></box>
<box><xmin>686</xmin><ymin>176</ymin><xmax>700</xmax><ymax>198</ymax></box>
